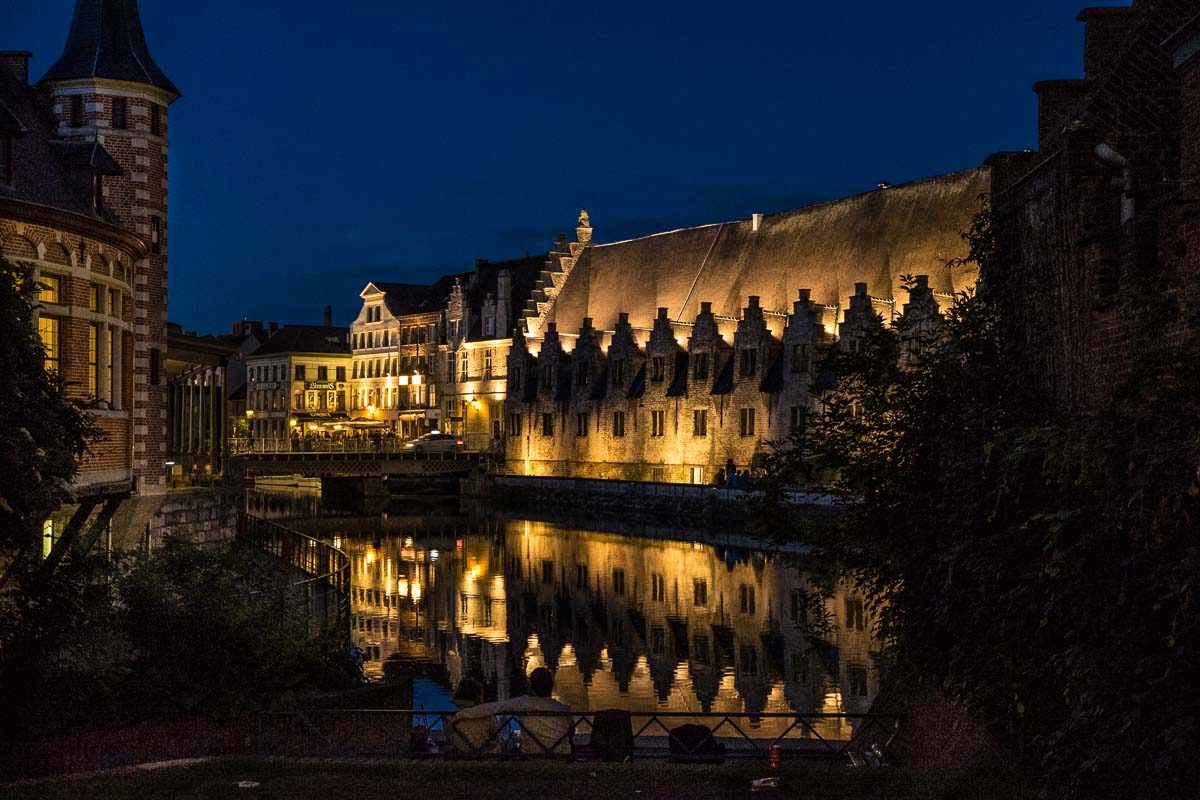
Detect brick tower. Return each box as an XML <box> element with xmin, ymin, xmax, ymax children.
<box><xmin>40</xmin><ymin>0</ymin><xmax>180</xmax><ymax>494</ymax></box>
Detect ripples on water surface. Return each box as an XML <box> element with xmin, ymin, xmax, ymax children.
<box><xmin>247</xmin><ymin>488</ymin><xmax>880</xmax><ymax>737</ymax></box>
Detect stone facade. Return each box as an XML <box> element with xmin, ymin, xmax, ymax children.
<box><xmin>349</xmin><ymin>282</ymin><xmax>444</xmax><ymax>438</ymax></box>
<box><xmin>503</xmin><ymin>173</ymin><xmax>981</xmax><ymax>482</ymax></box>
<box><xmin>504</xmin><ymin>280</ymin><xmax>939</xmax><ymax>482</ymax></box>
<box><xmin>244</xmin><ymin>326</ymin><xmax>351</xmax><ymax>442</ymax></box>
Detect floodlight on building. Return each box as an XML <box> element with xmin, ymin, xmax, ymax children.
<box><xmin>289</xmin><ymin>418</ymin><xmax>298</xmax><ymax>427</ymax></box>
<box><xmin>398</xmin><ymin>375</ymin><xmax>409</xmax><ymax>386</ymax></box>
<box><xmin>245</xmin><ymin>409</ymin><xmax>255</xmax><ymax>418</ymax></box>
<box><xmin>412</xmin><ymin>374</ymin><xmax>422</xmax><ymax>385</ymax></box>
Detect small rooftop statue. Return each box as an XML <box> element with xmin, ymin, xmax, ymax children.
<box><xmin>579</xmin><ymin>210</ymin><xmax>591</xmax><ymax>228</ymax></box>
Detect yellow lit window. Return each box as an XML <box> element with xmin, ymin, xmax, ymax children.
<box><xmin>88</xmin><ymin>323</ymin><xmax>99</xmax><ymax>397</ymax></box>
<box><xmin>106</xmin><ymin>328</ymin><xmax>115</xmax><ymax>403</ymax></box>
<box><xmin>38</xmin><ymin>274</ymin><xmax>61</xmax><ymax>304</ymax></box>
<box><xmin>89</xmin><ymin>284</ymin><xmax>102</xmax><ymax>312</ymax></box>
<box><xmin>39</xmin><ymin>316</ymin><xmax>60</xmax><ymax>372</ymax></box>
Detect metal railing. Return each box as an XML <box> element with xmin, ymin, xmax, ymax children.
<box><xmin>237</xmin><ymin>512</ymin><xmax>351</xmax><ymax>637</ymax></box>
<box><xmin>256</xmin><ymin>709</ymin><xmax>902</xmax><ymax>763</ymax></box>
<box><xmin>229</xmin><ymin>438</ymin><xmax>486</xmax><ymax>457</ymax></box>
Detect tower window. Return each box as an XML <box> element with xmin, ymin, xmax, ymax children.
<box><xmin>112</xmin><ymin>97</ymin><xmax>128</xmax><ymax>130</ymax></box>
<box><xmin>69</xmin><ymin>95</ymin><xmax>83</xmax><ymax>128</ymax></box>
<box><xmin>149</xmin><ymin>103</ymin><xmax>162</xmax><ymax>136</ymax></box>
<box><xmin>693</xmin><ymin>352</ymin><xmax>709</xmax><ymax>381</ymax></box>
<box><xmin>150</xmin><ymin>217</ymin><xmax>162</xmax><ymax>254</ymax></box>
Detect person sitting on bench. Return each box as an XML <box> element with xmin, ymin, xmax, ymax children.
<box><xmin>452</xmin><ymin>667</ymin><xmax>572</xmax><ymax>755</ymax></box>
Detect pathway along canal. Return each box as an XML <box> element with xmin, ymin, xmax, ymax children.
<box><xmin>246</xmin><ymin>488</ymin><xmax>880</xmax><ymax>743</ymax></box>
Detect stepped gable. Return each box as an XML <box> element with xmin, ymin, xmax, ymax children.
<box><xmin>545</xmin><ymin>168</ymin><xmax>989</xmax><ymax>334</ymax></box>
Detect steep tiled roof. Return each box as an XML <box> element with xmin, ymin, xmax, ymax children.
<box><xmin>251</xmin><ymin>326</ymin><xmax>350</xmax><ymax>357</ymax></box>
<box><xmin>40</xmin><ymin>0</ymin><xmax>180</xmax><ymax>97</ymax></box>
<box><xmin>544</xmin><ymin>169</ymin><xmax>989</xmax><ymax>334</ymax></box>
<box><xmin>0</xmin><ymin>61</ymin><xmax>123</xmax><ymax>221</ymax></box>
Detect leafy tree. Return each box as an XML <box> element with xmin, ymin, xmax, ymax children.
<box><xmin>759</xmin><ymin>202</ymin><xmax>1200</xmax><ymax>799</ymax></box>
<box><xmin>0</xmin><ymin>257</ymin><xmax>99</xmax><ymax>572</ymax></box>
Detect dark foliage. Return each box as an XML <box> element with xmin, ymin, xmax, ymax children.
<box><xmin>0</xmin><ymin>538</ymin><xmax>358</xmax><ymax>739</ymax></box>
<box><xmin>0</xmin><ymin>257</ymin><xmax>99</xmax><ymax>560</ymax></box>
<box><xmin>759</xmin><ymin>202</ymin><xmax>1200</xmax><ymax>799</ymax></box>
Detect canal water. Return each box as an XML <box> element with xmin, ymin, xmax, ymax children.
<box><xmin>246</xmin><ymin>488</ymin><xmax>880</xmax><ymax>733</ymax></box>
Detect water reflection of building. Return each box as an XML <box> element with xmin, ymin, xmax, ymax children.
<box><xmin>502</xmin><ymin>521</ymin><xmax>879</xmax><ymax>727</ymax></box>
<box><xmin>297</xmin><ymin>507</ymin><xmax>880</xmax><ymax>717</ymax></box>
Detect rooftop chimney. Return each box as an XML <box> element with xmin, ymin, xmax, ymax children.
<box><xmin>0</xmin><ymin>52</ymin><xmax>31</xmax><ymax>86</ymax></box>
<box><xmin>268</xmin><ymin>321</ymin><xmax>278</xmax><ymax>335</ymax></box>
<box><xmin>323</xmin><ymin>305</ymin><xmax>333</xmax><ymax>327</ymax></box>
<box><xmin>657</xmin><ymin>307</ymin><xmax>669</xmax><ymax>320</ymax></box>
<box><xmin>751</xmin><ymin>213</ymin><xmax>763</xmax><ymax>232</ymax></box>
<box><xmin>854</xmin><ymin>282</ymin><xmax>868</xmax><ymax>296</ymax></box>
<box><xmin>799</xmin><ymin>289</ymin><xmax>811</xmax><ymax>302</ymax></box>
<box><xmin>618</xmin><ymin>312</ymin><xmax>629</xmax><ymax>325</ymax></box>
<box><xmin>700</xmin><ymin>302</ymin><xmax>712</xmax><ymax>315</ymax></box>
<box><xmin>748</xmin><ymin>296</ymin><xmax>760</xmax><ymax>308</ymax></box>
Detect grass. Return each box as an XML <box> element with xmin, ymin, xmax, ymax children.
<box><xmin>6</xmin><ymin>758</ymin><xmax>1031</xmax><ymax>800</ymax></box>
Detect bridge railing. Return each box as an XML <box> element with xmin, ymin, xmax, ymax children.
<box><xmin>237</xmin><ymin>512</ymin><xmax>351</xmax><ymax>637</ymax></box>
<box><xmin>229</xmin><ymin>437</ymin><xmax>475</xmax><ymax>456</ymax></box>
<box><xmin>255</xmin><ymin>708</ymin><xmax>903</xmax><ymax>763</ymax></box>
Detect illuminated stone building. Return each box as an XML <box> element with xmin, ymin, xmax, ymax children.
<box><xmin>1</xmin><ymin>0</ymin><xmax>177</xmax><ymax>499</ymax></box>
<box><xmin>505</xmin><ymin>170</ymin><xmax>990</xmax><ymax>481</ymax></box>
<box><xmin>437</xmin><ymin>255</ymin><xmax>542</xmax><ymax>449</ymax></box>
<box><xmin>244</xmin><ymin>325</ymin><xmax>350</xmax><ymax>443</ymax></box>
<box><xmin>349</xmin><ymin>281</ymin><xmax>450</xmax><ymax>437</ymax></box>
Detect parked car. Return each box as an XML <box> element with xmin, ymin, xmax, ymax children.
<box><xmin>404</xmin><ymin>432</ymin><xmax>466</xmax><ymax>454</ymax></box>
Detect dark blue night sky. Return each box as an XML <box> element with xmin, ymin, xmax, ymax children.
<box><xmin>7</xmin><ymin>0</ymin><xmax>1122</xmax><ymax>332</ymax></box>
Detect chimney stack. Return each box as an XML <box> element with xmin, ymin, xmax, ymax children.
<box><xmin>0</xmin><ymin>52</ymin><xmax>31</xmax><ymax>86</ymax></box>
<box><xmin>751</xmin><ymin>213</ymin><xmax>763</xmax><ymax>232</ymax></box>
<box><xmin>323</xmin><ymin>305</ymin><xmax>333</xmax><ymax>327</ymax></box>
<box><xmin>700</xmin><ymin>301</ymin><xmax>712</xmax><ymax>315</ymax></box>
<box><xmin>268</xmin><ymin>321</ymin><xmax>278</xmax><ymax>336</ymax></box>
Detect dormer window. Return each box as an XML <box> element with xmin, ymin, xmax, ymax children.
<box><xmin>651</xmin><ymin>356</ymin><xmax>665</xmax><ymax>383</ymax></box>
<box><xmin>693</xmin><ymin>352</ymin><xmax>709</xmax><ymax>381</ymax></box>
<box><xmin>612</xmin><ymin>358</ymin><xmax>626</xmax><ymax>386</ymax></box>
<box><xmin>740</xmin><ymin>348</ymin><xmax>757</xmax><ymax>376</ymax></box>
<box><xmin>112</xmin><ymin>98</ymin><xmax>128</xmax><ymax>130</ymax></box>
<box><xmin>0</xmin><ymin>134</ymin><xmax>11</xmax><ymax>184</ymax></box>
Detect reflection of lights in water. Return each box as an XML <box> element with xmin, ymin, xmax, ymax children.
<box><xmin>258</xmin><ymin>493</ymin><xmax>881</xmax><ymax>725</ymax></box>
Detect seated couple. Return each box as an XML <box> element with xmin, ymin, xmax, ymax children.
<box><xmin>447</xmin><ymin>667</ymin><xmax>572</xmax><ymax>755</ymax></box>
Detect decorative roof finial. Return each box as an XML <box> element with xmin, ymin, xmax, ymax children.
<box><xmin>579</xmin><ymin>209</ymin><xmax>591</xmax><ymax>228</ymax></box>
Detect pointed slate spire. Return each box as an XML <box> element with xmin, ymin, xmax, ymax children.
<box><xmin>40</xmin><ymin>0</ymin><xmax>180</xmax><ymax>98</ymax></box>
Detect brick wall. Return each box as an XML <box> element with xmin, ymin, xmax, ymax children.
<box><xmin>48</xmin><ymin>84</ymin><xmax>174</xmax><ymax>494</ymax></box>
<box><xmin>0</xmin><ymin>217</ymin><xmax>138</xmax><ymax>491</ymax></box>
<box><xmin>990</xmin><ymin>1</ymin><xmax>1198</xmax><ymax>414</ymax></box>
